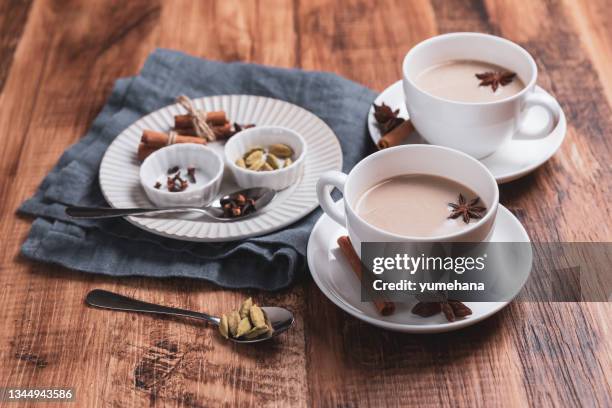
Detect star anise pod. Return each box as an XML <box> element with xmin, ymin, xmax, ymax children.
<box><xmin>447</xmin><ymin>300</ymin><xmax>473</xmax><ymax>318</ymax></box>
<box><xmin>228</xmin><ymin>123</ymin><xmax>256</xmax><ymax>138</ymax></box>
<box><xmin>373</xmin><ymin>103</ymin><xmax>405</xmax><ymax>134</ymax></box>
<box><xmin>373</xmin><ymin>102</ymin><xmax>398</xmax><ymax>123</ymax></box>
<box><xmin>475</xmin><ymin>71</ymin><xmax>516</xmax><ymax>92</ymax></box>
<box><xmin>411</xmin><ymin>301</ymin><xmax>442</xmax><ymax>317</ymax></box>
<box><xmin>448</xmin><ymin>194</ymin><xmax>487</xmax><ymax>223</ymax></box>
<box><xmin>411</xmin><ymin>299</ymin><xmax>472</xmax><ymax>322</ymax></box>
<box><xmin>234</xmin><ymin>123</ymin><xmax>255</xmax><ymax>133</ymax></box>
<box><xmin>441</xmin><ymin>302</ymin><xmax>456</xmax><ymax>322</ymax></box>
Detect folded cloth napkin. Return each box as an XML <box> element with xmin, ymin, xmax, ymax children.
<box><xmin>18</xmin><ymin>49</ymin><xmax>376</xmax><ymax>290</ymax></box>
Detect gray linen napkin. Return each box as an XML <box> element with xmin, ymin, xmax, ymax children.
<box><xmin>18</xmin><ymin>49</ymin><xmax>376</xmax><ymax>290</ymax></box>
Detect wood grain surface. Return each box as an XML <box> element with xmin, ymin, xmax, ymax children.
<box><xmin>0</xmin><ymin>0</ymin><xmax>610</xmax><ymax>406</ymax></box>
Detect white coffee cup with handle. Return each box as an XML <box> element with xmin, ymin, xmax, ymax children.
<box><xmin>403</xmin><ymin>32</ymin><xmax>561</xmax><ymax>159</ymax></box>
<box><xmin>316</xmin><ymin>145</ymin><xmax>499</xmax><ymax>256</ymax></box>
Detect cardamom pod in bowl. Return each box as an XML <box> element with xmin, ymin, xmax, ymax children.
<box><xmin>224</xmin><ymin>126</ymin><xmax>307</xmax><ymax>190</ymax></box>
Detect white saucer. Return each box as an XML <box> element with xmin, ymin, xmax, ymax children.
<box><xmin>368</xmin><ymin>80</ymin><xmax>567</xmax><ymax>184</ymax></box>
<box><xmin>306</xmin><ymin>202</ymin><xmax>532</xmax><ymax>333</ymax></box>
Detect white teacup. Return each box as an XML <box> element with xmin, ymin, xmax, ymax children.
<box><xmin>316</xmin><ymin>145</ymin><xmax>499</xmax><ymax>255</ymax></box>
<box><xmin>403</xmin><ymin>32</ymin><xmax>561</xmax><ymax>159</ymax></box>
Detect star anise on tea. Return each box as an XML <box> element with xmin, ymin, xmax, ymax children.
<box><xmin>475</xmin><ymin>71</ymin><xmax>517</xmax><ymax>92</ymax></box>
<box><xmin>373</xmin><ymin>102</ymin><xmax>405</xmax><ymax>134</ymax></box>
<box><xmin>448</xmin><ymin>194</ymin><xmax>487</xmax><ymax>223</ymax></box>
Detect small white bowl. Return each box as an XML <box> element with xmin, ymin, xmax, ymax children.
<box><xmin>224</xmin><ymin>126</ymin><xmax>307</xmax><ymax>190</ymax></box>
<box><xmin>140</xmin><ymin>143</ymin><xmax>224</xmax><ymax>207</ymax></box>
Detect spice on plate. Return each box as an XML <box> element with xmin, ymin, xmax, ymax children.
<box><xmin>411</xmin><ymin>299</ymin><xmax>472</xmax><ymax>322</ymax></box>
<box><xmin>220</xmin><ymin>192</ymin><xmax>257</xmax><ymax>219</ymax></box>
<box><xmin>237</xmin><ymin>144</ymin><xmax>295</xmax><ymax>172</ymax></box>
<box><xmin>218</xmin><ymin>297</ymin><xmax>274</xmax><ymax>340</ymax></box>
<box><xmin>167</xmin><ymin>173</ymin><xmax>188</xmax><ymax>192</ymax></box>
<box><xmin>377</xmin><ymin>120</ymin><xmax>415</xmax><ymax>150</ymax></box>
<box><xmin>336</xmin><ymin>236</ymin><xmax>396</xmax><ymax>316</ymax></box>
<box><xmin>372</xmin><ymin>102</ymin><xmax>414</xmax><ymax>150</ymax></box>
<box><xmin>173</xmin><ymin>96</ymin><xmax>256</xmax><ymax>141</ymax></box>
<box><xmin>187</xmin><ymin>165</ymin><xmax>196</xmax><ymax>183</ymax></box>
<box><xmin>136</xmin><ymin>95</ymin><xmax>257</xmax><ymax>161</ymax></box>
<box><xmin>154</xmin><ymin>165</ymin><xmax>199</xmax><ymax>192</ymax></box>
<box><xmin>373</xmin><ymin>102</ymin><xmax>404</xmax><ymax>134</ymax></box>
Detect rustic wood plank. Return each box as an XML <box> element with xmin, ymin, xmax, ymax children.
<box><xmin>482</xmin><ymin>1</ymin><xmax>612</xmax><ymax>405</ymax></box>
<box><xmin>0</xmin><ymin>0</ymin><xmax>610</xmax><ymax>406</ymax></box>
<box><xmin>563</xmin><ymin>0</ymin><xmax>612</xmax><ymax>108</ymax></box>
<box><xmin>0</xmin><ymin>0</ymin><xmax>33</xmax><ymax>93</ymax></box>
<box><xmin>0</xmin><ymin>0</ymin><xmax>162</xmax><ymax>405</ymax></box>
<box><xmin>297</xmin><ymin>0</ymin><xmax>437</xmax><ymax>90</ymax></box>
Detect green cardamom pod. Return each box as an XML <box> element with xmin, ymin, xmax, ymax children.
<box><xmin>248</xmin><ymin>158</ymin><xmax>265</xmax><ymax>171</ymax></box>
<box><xmin>219</xmin><ymin>314</ymin><xmax>229</xmax><ymax>339</ymax></box>
<box><xmin>228</xmin><ymin>311</ymin><xmax>241</xmax><ymax>337</ymax></box>
<box><xmin>249</xmin><ymin>305</ymin><xmax>267</xmax><ymax>328</ymax></box>
<box><xmin>243</xmin><ymin>326</ymin><xmax>269</xmax><ymax>339</ymax></box>
<box><xmin>268</xmin><ymin>143</ymin><xmax>293</xmax><ymax>158</ymax></box>
<box><xmin>266</xmin><ymin>153</ymin><xmax>279</xmax><ymax>169</ymax></box>
<box><xmin>236</xmin><ymin>317</ymin><xmax>253</xmax><ymax>337</ymax></box>
<box><xmin>243</xmin><ymin>146</ymin><xmax>263</xmax><ymax>158</ymax></box>
<box><xmin>245</xmin><ymin>150</ymin><xmax>264</xmax><ymax>167</ymax></box>
<box><xmin>239</xmin><ymin>298</ymin><xmax>253</xmax><ymax>319</ymax></box>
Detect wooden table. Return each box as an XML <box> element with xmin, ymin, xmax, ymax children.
<box><xmin>1</xmin><ymin>1</ymin><xmax>610</xmax><ymax>406</ymax></box>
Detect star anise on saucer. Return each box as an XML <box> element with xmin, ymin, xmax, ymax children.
<box><xmin>411</xmin><ymin>300</ymin><xmax>472</xmax><ymax>322</ymax></box>
<box><xmin>448</xmin><ymin>194</ymin><xmax>487</xmax><ymax>223</ymax></box>
<box><xmin>373</xmin><ymin>102</ymin><xmax>405</xmax><ymax>134</ymax></box>
<box><xmin>475</xmin><ymin>71</ymin><xmax>517</xmax><ymax>92</ymax></box>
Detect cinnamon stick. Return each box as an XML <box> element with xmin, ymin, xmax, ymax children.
<box><xmin>377</xmin><ymin>119</ymin><xmax>415</xmax><ymax>150</ymax></box>
<box><xmin>174</xmin><ymin>111</ymin><xmax>227</xmax><ymax>128</ymax></box>
<box><xmin>213</xmin><ymin>122</ymin><xmax>233</xmax><ymax>139</ymax></box>
<box><xmin>174</xmin><ymin>122</ymin><xmax>233</xmax><ymax>139</ymax></box>
<box><xmin>337</xmin><ymin>236</ymin><xmax>395</xmax><ymax>316</ymax></box>
<box><xmin>137</xmin><ymin>143</ymin><xmax>157</xmax><ymax>162</ymax></box>
<box><xmin>141</xmin><ymin>130</ymin><xmax>206</xmax><ymax>148</ymax></box>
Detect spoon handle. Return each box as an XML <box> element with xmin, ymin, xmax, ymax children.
<box><xmin>66</xmin><ymin>206</ymin><xmax>202</xmax><ymax>219</ymax></box>
<box><xmin>85</xmin><ymin>289</ymin><xmax>220</xmax><ymax>326</ymax></box>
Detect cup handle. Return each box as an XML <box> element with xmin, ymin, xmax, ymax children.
<box><xmin>316</xmin><ymin>171</ymin><xmax>348</xmax><ymax>226</ymax></box>
<box><xmin>515</xmin><ymin>91</ymin><xmax>561</xmax><ymax>139</ymax></box>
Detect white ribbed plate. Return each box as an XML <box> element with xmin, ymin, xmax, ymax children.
<box><xmin>99</xmin><ymin>95</ymin><xmax>342</xmax><ymax>242</ymax></box>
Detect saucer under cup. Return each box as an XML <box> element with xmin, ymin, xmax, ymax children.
<box><xmin>368</xmin><ymin>80</ymin><xmax>567</xmax><ymax>184</ymax></box>
<box><xmin>306</xmin><ymin>202</ymin><xmax>532</xmax><ymax>333</ymax></box>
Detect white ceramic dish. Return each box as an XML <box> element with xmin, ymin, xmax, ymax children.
<box><xmin>99</xmin><ymin>95</ymin><xmax>342</xmax><ymax>242</ymax></box>
<box><xmin>307</xmin><ymin>201</ymin><xmax>532</xmax><ymax>333</ymax></box>
<box><xmin>224</xmin><ymin>126</ymin><xmax>306</xmax><ymax>190</ymax></box>
<box><xmin>368</xmin><ymin>80</ymin><xmax>567</xmax><ymax>184</ymax></box>
<box><xmin>140</xmin><ymin>144</ymin><xmax>224</xmax><ymax>207</ymax></box>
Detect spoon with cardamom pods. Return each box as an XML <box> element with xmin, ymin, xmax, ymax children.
<box><xmin>65</xmin><ymin>187</ymin><xmax>276</xmax><ymax>221</ymax></box>
<box><xmin>85</xmin><ymin>290</ymin><xmax>294</xmax><ymax>344</ymax></box>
